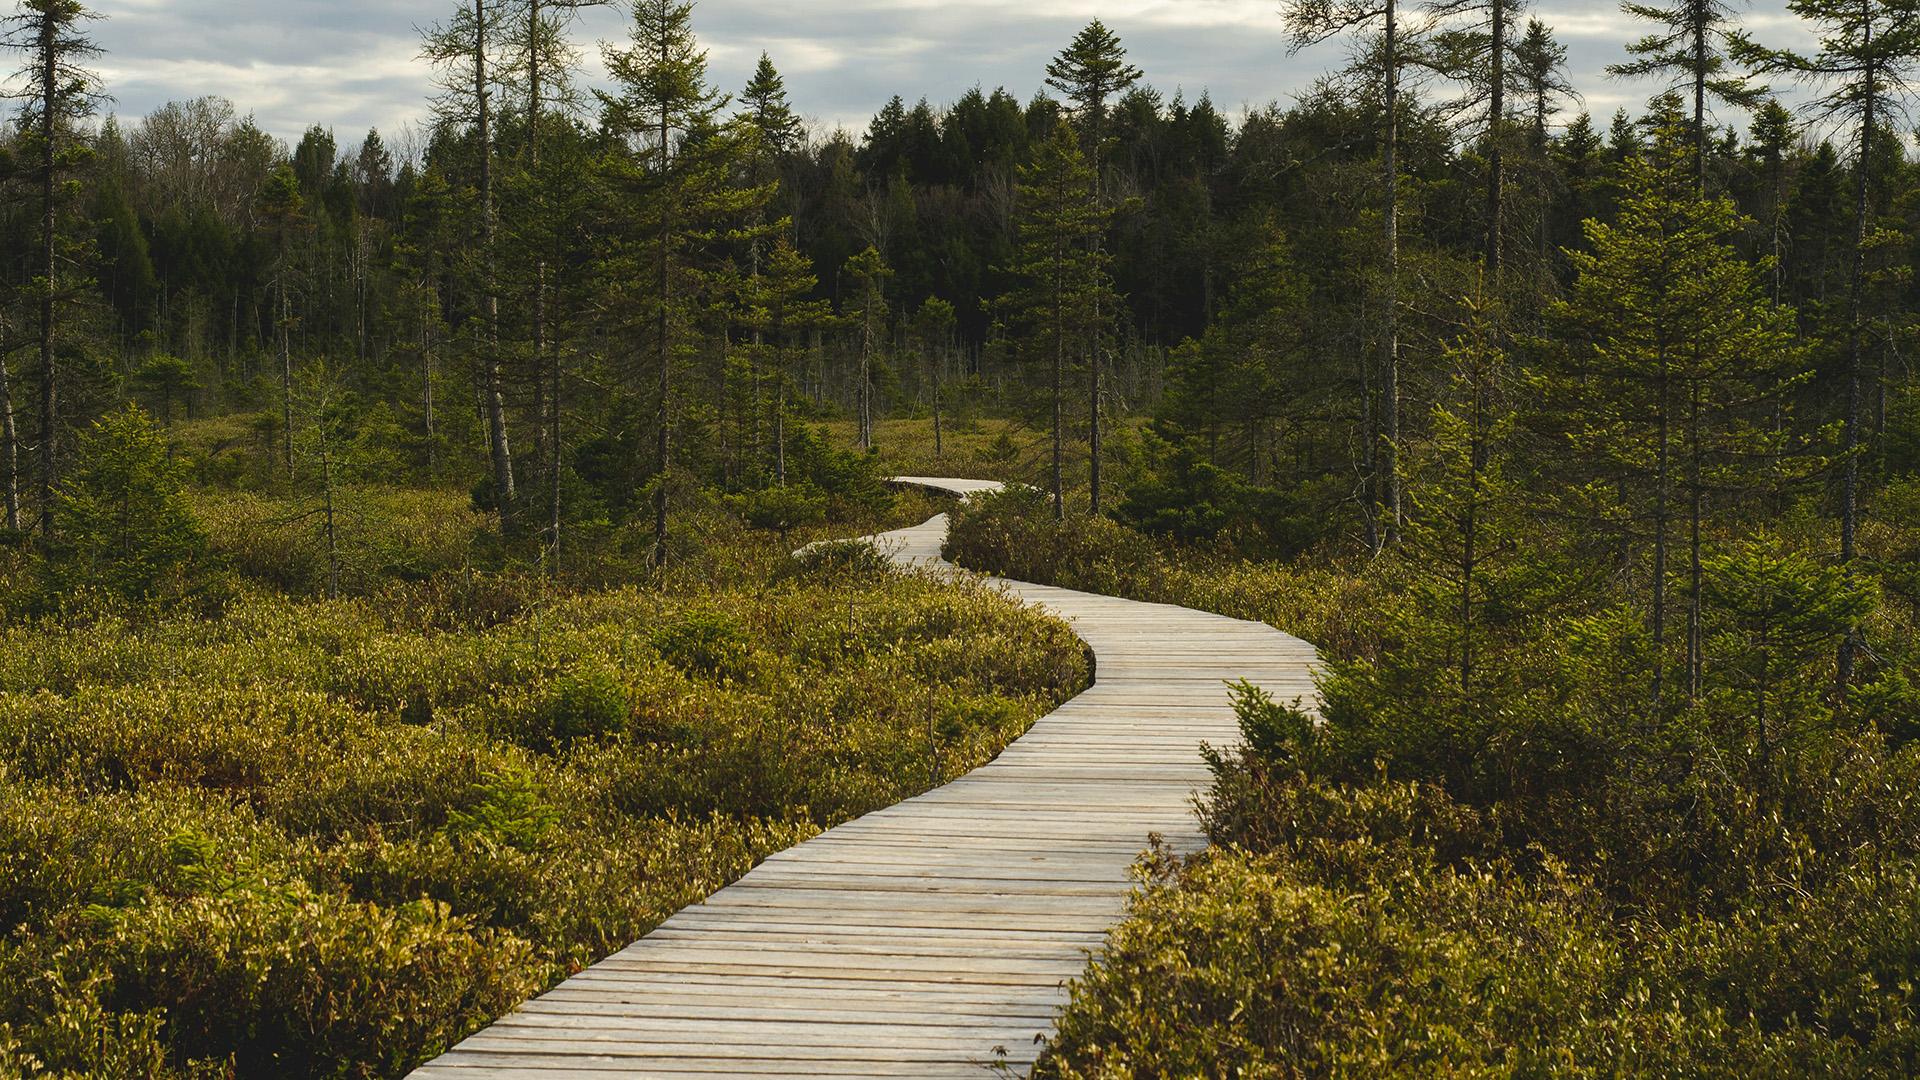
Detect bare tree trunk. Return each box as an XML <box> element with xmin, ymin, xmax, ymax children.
<box><xmin>652</xmin><ymin>91</ymin><xmax>673</xmax><ymax>570</ymax></box>
<box><xmin>1839</xmin><ymin>40</ymin><xmax>1874</xmax><ymax>688</ymax></box>
<box><xmin>279</xmin><ymin>270</ymin><xmax>293</xmax><ymax>476</ymax></box>
<box><xmin>1485</xmin><ymin>0</ymin><xmax>1506</xmax><ymax>281</ymax></box>
<box><xmin>1687</xmin><ymin>378</ymin><xmax>1704</xmax><ymax>698</ymax></box>
<box><xmin>1052</xmin><ymin>280</ymin><xmax>1065</xmax><ymax>521</ymax></box>
<box><xmin>1089</xmin><ymin>324</ymin><xmax>1102</xmax><ymax>515</ymax></box>
<box><xmin>423</xmin><ymin>307</ymin><xmax>438</xmax><ymax>479</ymax></box>
<box><xmin>858</xmin><ymin>297</ymin><xmax>875</xmax><ymax>451</ymax></box>
<box><xmin>1381</xmin><ymin>0</ymin><xmax>1403</xmax><ymax>549</ymax></box>
<box><xmin>1653</xmin><ymin>345</ymin><xmax>1671</xmax><ymax>702</ymax></box>
<box><xmin>0</xmin><ymin>314</ymin><xmax>18</xmax><ymax>532</ymax></box>
<box><xmin>476</xmin><ymin>0</ymin><xmax>516</xmax><ymax>537</ymax></box>
<box><xmin>774</xmin><ymin>343</ymin><xmax>788</xmax><ymax>485</ymax></box>
<box><xmin>527</xmin><ymin>0</ymin><xmax>561</xmax><ymax>571</ymax></box>
<box><xmin>37</xmin><ymin>8</ymin><xmax>58</xmax><ymax>538</ymax></box>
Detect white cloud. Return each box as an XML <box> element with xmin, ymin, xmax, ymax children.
<box><xmin>72</xmin><ymin>0</ymin><xmax>1823</xmax><ymax>150</ymax></box>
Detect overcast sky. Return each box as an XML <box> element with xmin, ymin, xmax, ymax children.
<box><xmin>82</xmin><ymin>0</ymin><xmax>1821</xmax><ymax>154</ymax></box>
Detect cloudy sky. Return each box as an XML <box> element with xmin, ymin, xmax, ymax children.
<box><xmin>83</xmin><ymin>0</ymin><xmax>1819</xmax><ymax>153</ymax></box>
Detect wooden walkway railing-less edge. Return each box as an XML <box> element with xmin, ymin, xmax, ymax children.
<box><xmin>409</xmin><ymin>477</ymin><xmax>1321</xmax><ymax>1078</ymax></box>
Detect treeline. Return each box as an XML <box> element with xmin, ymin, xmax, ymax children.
<box><xmin>5</xmin><ymin>0</ymin><xmax>1920</xmax><ymax>585</ymax></box>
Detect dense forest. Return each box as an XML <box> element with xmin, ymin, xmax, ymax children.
<box><xmin>5</xmin><ymin>0</ymin><xmax>1920</xmax><ymax>1073</ymax></box>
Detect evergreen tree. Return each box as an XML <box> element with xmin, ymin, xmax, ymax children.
<box><xmin>2</xmin><ymin>0</ymin><xmax>103</xmax><ymax>538</ymax></box>
<box><xmin>255</xmin><ymin>163</ymin><xmax>305</xmax><ymax>476</ymax></box>
<box><xmin>750</xmin><ymin>235</ymin><xmax>829</xmax><ymax>486</ymax></box>
<box><xmin>1609</xmin><ymin>0</ymin><xmax>1765</xmax><ymax>192</ymax></box>
<box><xmin>1405</xmin><ymin>312</ymin><xmax>1523</xmax><ymax>693</ymax></box>
<box><xmin>50</xmin><ymin>404</ymin><xmax>206</xmax><ymax>606</ymax></box>
<box><xmin>1736</xmin><ymin>0</ymin><xmax>1920</xmax><ymax>685</ymax></box>
<box><xmin>1009</xmin><ymin>122</ymin><xmax>1113</xmax><ymax>520</ymax></box>
<box><xmin>1285</xmin><ymin>0</ymin><xmax>1432</xmax><ymax>549</ymax></box>
<box><xmin>600</xmin><ymin>0</ymin><xmax>764</xmax><ymax>567</ymax></box>
<box><xmin>1547</xmin><ymin>105</ymin><xmax>1811</xmax><ymax>697</ymax></box>
<box><xmin>423</xmin><ymin>0</ymin><xmax>517</xmax><ymax>537</ymax></box>
<box><xmin>1047</xmin><ymin>20</ymin><xmax>1141</xmax><ymax>515</ymax></box>
<box><xmin>843</xmin><ymin>246</ymin><xmax>891</xmax><ymax>452</ymax></box>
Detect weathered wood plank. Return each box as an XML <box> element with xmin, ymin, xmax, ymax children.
<box><xmin>407</xmin><ymin>479</ymin><xmax>1321</xmax><ymax>1079</ymax></box>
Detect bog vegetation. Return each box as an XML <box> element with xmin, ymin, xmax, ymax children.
<box><xmin>8</xmin><ymin>0</ymin><xmax>1920</xmax><ymax>1073</ymax></box>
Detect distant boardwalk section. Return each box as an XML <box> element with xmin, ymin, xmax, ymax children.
<box><xmin>410</xmin><ymin>477</ymin><xmax>1321</xmax><ymax>1078</ymax></box>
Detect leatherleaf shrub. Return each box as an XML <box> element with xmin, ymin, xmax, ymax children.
<box><xmin>0</xmin><ymin>495</ymin><xmax>1087</xmax><ymax>1079</ymax></box>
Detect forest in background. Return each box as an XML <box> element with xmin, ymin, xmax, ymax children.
<box><xmin>7</xmin><ymin>0</ymin><xmax>1920</xmax><ymax>1074</ymax></box>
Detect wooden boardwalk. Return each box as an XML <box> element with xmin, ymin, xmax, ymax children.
<box><xmin>411</xmin><ymin>478</ymin><xmax>1320</xmax><ymax>1079</ymax></box>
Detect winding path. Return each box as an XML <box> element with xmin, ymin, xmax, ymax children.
<box><xmin>411</xmin><ymin>478</ymin><xmax>1321</xmax><ymax>1079</ymax></box>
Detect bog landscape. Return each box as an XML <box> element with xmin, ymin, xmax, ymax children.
<box><xmin>3</xmin><ymin>0</ymin><xmax>1920</xmax><ymax>1076</ymax></box>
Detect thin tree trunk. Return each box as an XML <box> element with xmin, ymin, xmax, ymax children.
<box><xmin>1688</xmin><ymin>378</ymin><xmax>1704</xmax><ymax>698</ymax></box>
<box><xmin>1839</xmin><ymin>38</ymin><xmax>1873</xmax><ymax>687</ymax></box>
<box><xmin>1693</xmin><ymin>22</ymin><xmax>1708</xmax><ymax>193</ymax></box>
<box><xmin>1052</xmin><ymin>264</ymin><xmax>1065</xmax><ymax>521</ymax></box>
<box><xmin>0</xmin><ymin>314</ymin><xmax>19</xmax><ymax>532</ymax></box>
<box><xmin>1485</xmin><ymin>0</ymin><xmax>1506</xmax><ymax>281</ymax></box>
<box><xmin>421</xmin><ymin>287</ymin><xmax>436</xmax><ymax>475</ymax></box>
<box><xmin>774</xmin><ymin>339</ymin><xmax>788</xmax><ymax>485</ymax></box>
<box><xmin>279</xmin><ymin>271</ymin><xmax>293</xmax><ymax>476</ymax></box>
<box><xmin>528</xmin><ymin>0</ymin><xmax>560</xmax><ymax>571</ymax></box>
<box><xmin>1381</xmin><ymin>0</ymin><xmax>1403</xmax><ymax>549</ymax></box>
<box><xmin>652</xmin><ymin>83</ymin><xmax>673</xmax><ymax>570</ymax></box>
<box><xmin>1654</xmin><ymin>345</ymin><xmax>1671</xmax><ymax>702</ymax></box>
<box><xmin>858</xmin><ymin>290</ymin><xmax>875</xmax><ymax>452</ymax></box>
<box><xmin>37</xmin><ymin>8</ymin><xmax>57</xmax><ymax>538</ymax></box>
<box><xmin>477</xmin><ymin>0</ymin><xmax>516</xmax><ymax>537</ymax></box>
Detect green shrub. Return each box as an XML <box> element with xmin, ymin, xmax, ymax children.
<box><xmin>5</xmin><ymin>884</ymin><xmax>539</xmax><ymax>1079</ymax></box>
<box><xmin>649</xmin><ymin>609</ymin><xmax>753</xmax><ymax>681</ymax></box>
<box><xmin>47</xmin><ymin>406</ymin><xmax>214</xmax><ymax>611</ymax></box>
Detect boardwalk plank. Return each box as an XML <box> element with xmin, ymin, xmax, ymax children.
<box><xmin>407</xmin><ymin>478</ymin><xmax>1319</xmax><ymax>1079</ymax></box>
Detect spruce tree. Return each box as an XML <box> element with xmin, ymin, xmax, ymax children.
<box><xmin>1</xmin><ymin>0</ymin><xmax>102</xmax><ymax>538</ymax></box>
<box><xmin>423</xmin><ymin>0</ymin><xmax>517</xmax><ymax>537</ymax></box>
<box><xmin>1010</xmin><ymin>122</ymin><xmax>1113</xmax><ymax>520</ymax></box>
<box><xmin>255</xmin><ymin>163</ymin><xmax>304</xmax><ymax>477</ymax></box>
<box><xmin>1046</xmin><ymin>20</ymin><xmax>1140</xmax><ymax>515</ymax></box>
<box><xmin>1736</xmin><ymin>0</ymin><xmax>1920</xmax><ymax>685</ymax></box>
<box><xmin>750</xmin><ymin>235</ymin><xmax>828</xmax><ymax>486</ymax></box>
<box><xmin>1547</xmin><ymin>105</ymin><xmax>1810</xmax><ymax>697</ymax></box>
<box><xmin>1609</xmin><ymin>0</ymin><xmax>1765</xmax><ymax>193</ymax></box>
<box><xmin>1285</xmin><ymin>0</ymin><xmax>1431</xmax><ymax>548</ymax></box>
<box><xmin>600</xmin><ymin>0</ymin><xmax>763</xmax><ymax>568</ymax></box>
<box><xmin>843</xmin><ymin>246</ymin><xmax>891</xmax><ymax>453</ymax></box>
<box><xmin>1405</xmin><ymin>313</ymin><xmax>1523</xmax><ymax>693</ymax></box>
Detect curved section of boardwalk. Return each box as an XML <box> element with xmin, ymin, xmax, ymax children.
<box><xmin>412</xmin><ymin>479</ymin><xmax>1320</xmax><ymax>1079</ymax></box>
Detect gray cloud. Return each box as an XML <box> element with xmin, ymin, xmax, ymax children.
<box><xmin>80</xmin><ymin>0</ymin><xmax>1820</xmax><ymax>153</ymax></box>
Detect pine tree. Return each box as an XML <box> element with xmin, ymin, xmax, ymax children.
<box><xmin>1736</xmin><ymin>0</ymin><xmax>1920</xmax><ymax>686</ymax></box>
<box><xmin>600</xmin><ymin>0</ymin><xmax>764</xmax><ymax>568</ymax></box>
<box><xmin>909</xmin><ymin>297</ymin><xmax>957</xmax><ymax>459</ymax></box>
<box><xmin>255</xmin><ymin>163</ymin><xmax>304</xmax><ymax>477</ymax></box>
<box><xmin>504</xmin><ymin>0</ymin><xmax>594</xmax><ymax>567</ymax></box>
<box><xmin>843</xmin><ymin>246</ymin><xmax>891</xmax><ymax>453</ymax></box>
<box><xmin>1432</xmin><ymin>0</ymin><xmax>1531</xmax><ymax>280</ymax></box>
<box><xmin>2</xmin><ymin>0</ymin><xmax>103</xmax><ymax>538</ymax></box>
<box><xmin>1747</xmin><ymin>99</ymin><xmax>1795</xmax><ymax>303</ymax></box>
<box><xmin>1510</xmin><ymin>18</ymin><xmax>1579</xmax><ymax>284</ymax></box>
<box><xmin>1547</xmin><ymin>105</ymin><xmax>1811</xmax><ymax>697</ymax></box>
<box><xmin>1009</xmin><ymin>121</ymin><xmax>1113</xmax><ymax>520</ymax></box>
<box><xmin>1047</xmin><ymin>20</ymin><xmax>1141</xmax><ymax>515</ymax></box>
<box><xmin>1285</xmin><ymin>0</ymin><xmax>1431</xmax><ymax>549</ymax></box>
<box><xmin>736</xmin><ymin>53</ymin><xmax>801</xmax><ymax>475</ymax></box>
<box><xmin>1405</xmin><ymin>312</ymin><xmax>1522</xmax><ymax>693</ymax></box>
<box><xmin>423</xmin><ymin>0</ymin><xmax>517</xmax><ymax>537</ymax></box>
<box><xmin>750</xmin><ymin>235</ymin><xmax>829</xmax><ymax>486</ymax></box>
<box><xmin>1609</xmin><ymin>0</ymin><xmax>1765</xmax><ymax>193</ymax></box>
